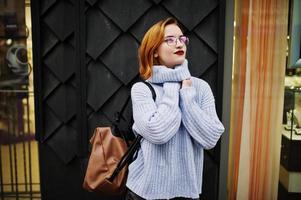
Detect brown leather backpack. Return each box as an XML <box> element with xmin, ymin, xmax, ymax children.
<box><xmin>82</xmin><ymin>81</ymin><xmax>155</xmax><ymax>195</ymax></box>
<box><xmin>82</xmin><ymin>127</ymin><xmax>142</xmax><ymax>195</ymax></box>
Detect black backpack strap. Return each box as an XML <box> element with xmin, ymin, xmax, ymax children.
<box><xmin>109</xmin><ymin>81</ymin><xmax>156</xmax><ymax>182</ymax></box>
<box><xmin>112</xmin><ymin>81</ymin><xmax>156</xmax><ymax>145</ymax></box>
<box><xmin>141</xmin><ymin>81</ymin><xmax>156</xmax><ymax>101</ymax></box>
<box><xmin>108</xmin><ymin>135</ymin><xmax>142</xmax><ymax>182</ymax></box>
<box><xmin>116</xmin><ymin>81</ymin><xmax>156</xmax><ymax>122</ymax></box>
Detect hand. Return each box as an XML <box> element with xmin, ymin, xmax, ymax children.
<box><xmin>182</xmin><ymin>79</ymin><xmax>192</xmax><ymax>88</ymax></box>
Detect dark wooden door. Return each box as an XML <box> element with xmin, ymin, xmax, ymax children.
<box><xmin>31</xmin><ymin>0</ymin><xmax>225</xmax><ymax>199</ymax></box>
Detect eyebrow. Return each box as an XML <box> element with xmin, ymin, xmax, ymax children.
<box><xmin>164</xmin><ymin>35</ymin><xmax>184</xmax><ymax>38</ymax></box>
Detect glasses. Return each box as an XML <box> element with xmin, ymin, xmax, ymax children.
<box><xmin>164</xmin><ymin>36</ymin><xmax>189</xmax><ymax>46</ymax></box>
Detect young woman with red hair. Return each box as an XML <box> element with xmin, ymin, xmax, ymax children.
<box><xmin>126</xmin><ymin>18</ymin><xmax>224</xmax><ymax>200</ymax></box>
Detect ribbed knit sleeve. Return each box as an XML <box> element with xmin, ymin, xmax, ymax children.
<box><xmin>131</xmin><ymin>81</ymin><xmax>181</xmax><ymax>144</ymax></box>
<box><xmin>179</xmin><ymin>79</ymin><xmax>224</xmax><ymax>149</ymax></box>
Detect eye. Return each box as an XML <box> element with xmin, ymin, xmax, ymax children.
<box><xmin>164</xmin><ymin>37</ymin><xmax>176</xmax><ymax>44</ymax></box>
<box><xmin>179</xmin><ymin>36</ymin><xmax>189</xmax><ymax>45</ymax></box>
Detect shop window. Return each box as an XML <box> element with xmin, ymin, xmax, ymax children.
<box><xmin>279</xmin><ymin>0</ymin><xmax>301</xmax><ymax>198</ymax></box>
<box><xmin>0</xmin><ymin>0</ymin><xmax>40</xmax><ymax>199</ymax></box>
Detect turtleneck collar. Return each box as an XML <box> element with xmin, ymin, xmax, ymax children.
<box><xmin>147</xmin><ymin>59</ymin><xmax>191</xmax><ymax>83</ymax></box>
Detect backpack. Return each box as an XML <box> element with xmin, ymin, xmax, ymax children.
<box><xmin>82</xmin><ymin>81</ymin><xmax>156</xmax><ymax>195</ymax></box>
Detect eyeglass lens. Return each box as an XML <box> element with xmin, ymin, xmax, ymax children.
<box><xmin>165</xmin><ymin>36</ymin><xmax>189</xmax><ymax>46</ymax></box>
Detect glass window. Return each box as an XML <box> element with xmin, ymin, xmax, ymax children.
<box><xmin>0</xmin><ymin>0</ymin><xmax>40</xmax><ymax>199</ymax></box>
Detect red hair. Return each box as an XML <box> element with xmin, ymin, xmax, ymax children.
<box><xmin>138</xmin><ymin>18</ymin><xmax>178</xmax><ymax>80</ymax></box>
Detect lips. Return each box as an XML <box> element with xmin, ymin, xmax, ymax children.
<box><xmin>174</xmin><ymin>50</ymin><xmax>184</xmax><ymax>55</ymax></box>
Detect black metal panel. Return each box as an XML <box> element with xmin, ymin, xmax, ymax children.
<box><xmin>32</xmin><ymin>0</ymin><xmax>226</xmax><ymax>199</ymax></box>
<box><xmin>76</xmin><ymin>0</ymin><xmax>88</xmax><ymax>159</ymax></box>
<box><xmin>86</xmin><ymin>0</ymin><xmax>98</xmax><ymax>6</ymax></box>
<box><xmin>98</xmin><ymin>0</ymin><xmax>152</xmax><ymax>31</ymax></box>
<box><xmin>194</xmin><ymin>9</ymin><xmax>219</xmax><ymax>52</ymax></box>
<box><xmin>130</xmin><ymin>6</ymin><xmax>170</xmax><ymax>41</ymax></box>
<box><xmin>87</xmin><ymin>61</ymin><xmax>122</xmax><ymax>110</ymax></box>
<box><xmin>33</xmin><ymin>0</ymin><xmax>80</xmax><ymax>196</ymax></box>
<box><xmin>44</xmin><ymin>43</ymin><xmax>75</xmax><ymax>82</ymax></box>
<box><xmin>41</xmin><ymin>0</ymin><xmax>57</xmax><ymax>15</ymax></box>
<box><xmin>216</xmin><ymin>1</ymin><xmax>226</xmax><ymax>121</ymax></box>
<box><xmin>38</xmin><ymin>143</ymin><xmax>84</xmax><ymax>200</ymax></box>
<box><xmin>46</xmin><ymin>125</ymin><xmax>77</xmax><ymax>164</ymax></box>
<box><xmin>43</xmin><ymin>105</ymin><xmax>62</xmax><ymax>141</ymax></box>
<box><xmin>151</xmin><ymin>0</ymin><xmax>163</xmax><ymax>4</ymax></box>
<box><xmin>101</xmin><ymin>86</ymin><xmax>132</xmax><ymax>123</ymax></box>
<box><xmin>42</xmin><ymin>67</ymin><xmax>60</xmax><ymax>99</ymax></box>
<box><xmin>68</xmin><ymin>34</ymin><xmax>75</xmax><ymax>48</ymax></box>
<box><xmin>69</xmin><ymin>74</ymin><xmax>77</xmax><ymax>88</ymax></box>
<box><xmin>186</xmin><ymin>33</ymin><xmax>217</xmax><ymax>77</ymax></box>
<box><xmin>43</xmin><ymin>0</ymin><xmax>74</xmax><ymax>41</ymax></box>
<box><xmin>46</xmin><ymin>84</ymin><xmax>76</xmax><ymax>123</ymax></box>
<box><xmin>101</xmin><ymin>34</ymin><xmax>140</xmax><ymax>84</ymax></box>
<box><xmin>41</xmin><ymin>24</ymin><xmax>58</xmax><ymax>57</ymax></box>
<box><xmin>202</xmin><ymin>152</ymin><xmax>219</xmax><ymax>200</ymax></box>
<box><xmin>86</xmin><ymin>8</ymin><xmax>121</xmax><ymax>60</ymax></box>
<box><xmin>202</xmin><ymin>63</ymin><xmax>218</xmax><ymax>97</ymax></box>
<box><xmin>162</xmin><ymin>0</ymin><xmax>218</xmax><ymax>30</ymax></box>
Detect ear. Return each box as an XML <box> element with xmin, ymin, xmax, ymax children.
<box><xmin>154</xmin><ymin>53</ymin><xmax>158</xmax><ymax>58</ymax></box>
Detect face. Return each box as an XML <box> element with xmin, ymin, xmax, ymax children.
<box><xmin>155</xmin><ymin>24</ymin><xmax>187</xmax><ymax>68</ymax></box>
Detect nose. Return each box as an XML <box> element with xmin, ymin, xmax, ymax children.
<box><xmin>175</xmin><ymin>38</ymin><xmax>184</xmax><ymax>48</ymax></box>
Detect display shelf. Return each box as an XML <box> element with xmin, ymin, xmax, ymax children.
<box><xmin>282</xmin><ymin>125</ymin><xmax>301</xmax><ymax>140</ymax></box>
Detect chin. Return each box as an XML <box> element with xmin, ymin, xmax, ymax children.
<box><xmin>162</xmin><ymin>57</ymin><xmax>186</xmax><ymax>68</ymax></box>
<box><xmin>173</xmin><ymin>58</ymin><xmax>185</xmax><ymax>66</ymax></box>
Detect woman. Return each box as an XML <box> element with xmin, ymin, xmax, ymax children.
<box><xmin>126</xmin><ymin>18</ymin><xmax>225</xmax><ymax>200</ymax></box>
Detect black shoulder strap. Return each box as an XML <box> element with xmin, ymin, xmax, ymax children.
<box><xmin>109</xmin><ymin>81</ymin><xmax>156</xmax><ymax>182</ymax></box>
<box><xmin>118</xmin><ymin>81</ymin><xmax>156</xmax><ymax>119</ymax></box>
<box><xmin>141</xmin><ymin>81</ymin><xmax>156</xmax><ymax>101</ymax></box>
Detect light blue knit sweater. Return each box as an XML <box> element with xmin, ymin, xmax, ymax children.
<box><xmin>126</xmin><ymin>60</ymin><xmax>225</xmax><ymax>199</ymax></box>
